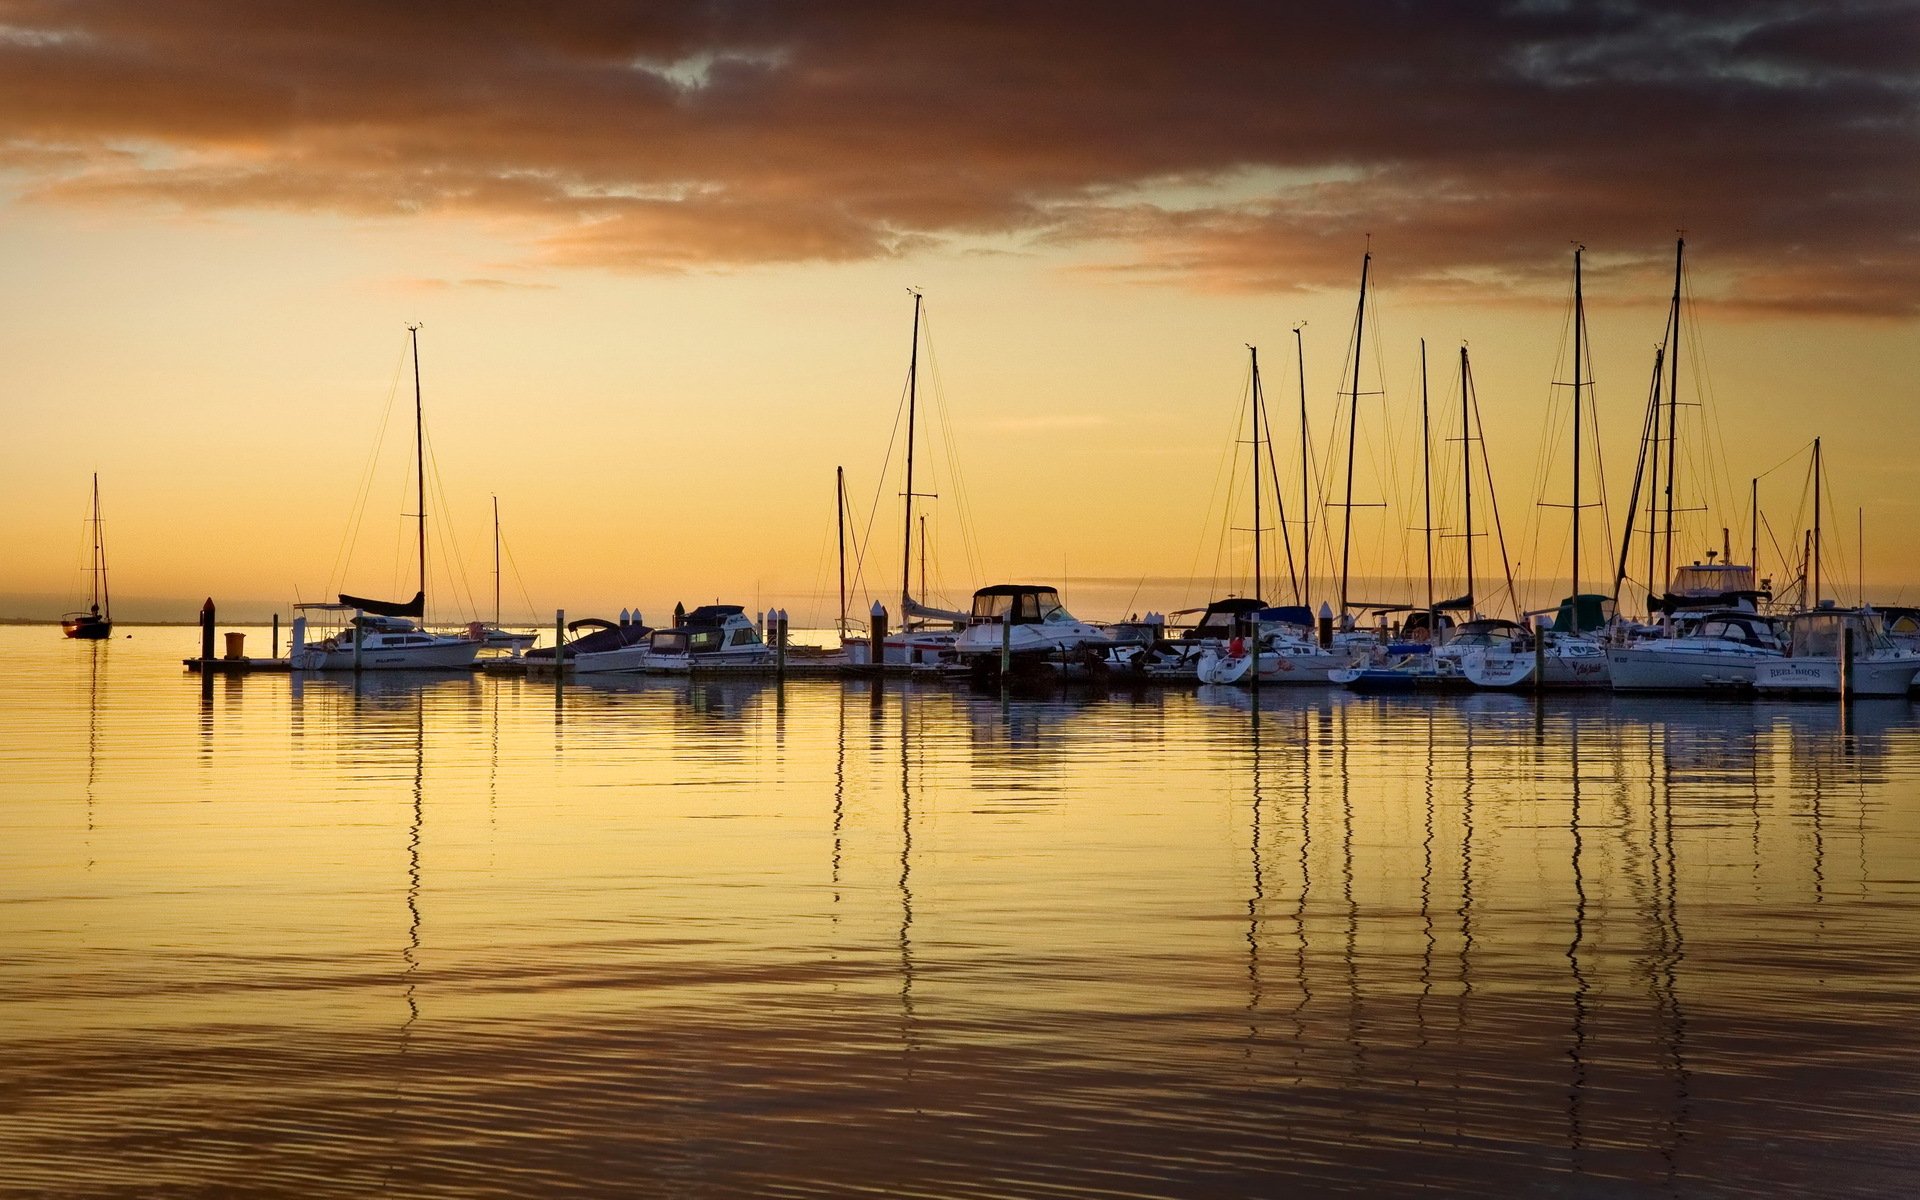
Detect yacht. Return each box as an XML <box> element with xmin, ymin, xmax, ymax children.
<box><xmin>634</xmin><ymin>605</ymin><xmax>772</xmax><ymax>674</ymax></box>
<box><xmin>524</xmin><ymin>617</ymin><xmax>655</xmax><ymax>673</ymax></box>
<box><xmin>953</xmin><ymin>585</ymin><xmax>1118</xmax><ymax>676</ymax></box>
<box><xmin>1754</xmin><ymin>606</ymin><xmax>1920</xmax><ymax>698</ymax></box>
<box><xmin>1606</xmin><ymin>610</ymin><xmax>1782</xmax><ymax>692</ymax></box>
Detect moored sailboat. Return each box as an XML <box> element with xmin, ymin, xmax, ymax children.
<box><xmin>290</xmin><ymin>326</ymin><xmax>481</xmax><ymax>672</ymax></box>
<box><xmin>61</xmin><ymin>474</ymin><xmax>113</xmax><ymax>640</ymax></box>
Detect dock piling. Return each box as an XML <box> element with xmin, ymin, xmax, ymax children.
<box><xmin>200</xmin><ymin>598</ymin><xmax>216</xmax><ymax>663</ymax></box>
<box><xmin>870</xmin><ymin>602</ymin><xmax>888</xmax><ymax>675</ymax></box>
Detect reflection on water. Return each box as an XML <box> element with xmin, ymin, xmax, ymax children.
<box><xmin>5</xmin><ymin>629</ymin><xmax>1920</xmax><ymax>1196</ymax></box>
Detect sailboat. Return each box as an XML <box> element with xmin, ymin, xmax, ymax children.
<box><xmin>61</xmin><ymin>474</ymin><xmax>113</xmax><ymax>640</ymax></box>
<box><xmin>1465</xmin><ymin>247</ymin><xmax>1612</xmax><ymax>689</ymax></box>
<box><xmin>469</xmin><ymin>496</ymin><xmax>536</xmax><ymax>653</ymax></box>
<box><xmin>289</xmin><ymin>327</ymin><xmax>483</xmax><ymax>671</ymax></box>
<box><xmin>846</xmin><ymin>290</ymin><xmax>968</xmax><ymax>669</ymax></box>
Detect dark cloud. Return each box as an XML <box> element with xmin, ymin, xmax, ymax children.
<box><xmin>1</xmin><ymin>0</ymin><xmax>1915</xmax><ymax>313</ymax></box>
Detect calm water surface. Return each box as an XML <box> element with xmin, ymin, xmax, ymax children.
<box><xmin>5</xmin><ymin>626</ymin><xmax>1920</xmax><ymax>1197</ymax></box>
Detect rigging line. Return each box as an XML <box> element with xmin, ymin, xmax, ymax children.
<box><xmin>1753</xmin><ymin>439</ymin><xmax>1818</xmax><ymax>481</ymax></box>
<box><xmin>919</xmin><ymin>309</ymin><xmax>987</xmax><ymax>587</ymax></box>
<box><xmin>1180</xmin><ymin>366</ymin><xmax>1248</xmax><ymax>614</ymax></box>
<box><xmin>495</xmin><ymin>526</ymin><xmax>540</xmax><ymax>623</ymax></box>
<box><xmin>1257</xmin><ymin>365</ymin><xmax>1299</xmax><ymax>601</ymax></box>
<box><xmin>1468</xmin><ymin>356</ymin><xmax>1520</xmax><ymax>620</ymax></box>
<box><xmin>422</xmin><ymin>424</ymin><xmax>480</xmax><ymax>622</ymax></box>
<box><xmin>327</xmin><ymin>340</ymin><xmax>410</xmax><ymax>598</ymax></box>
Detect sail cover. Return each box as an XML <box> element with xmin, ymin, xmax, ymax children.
<box><xmin>337</xmin><ymin>590</ymin><xmax>424</xmax><ymax>618</ymax></box>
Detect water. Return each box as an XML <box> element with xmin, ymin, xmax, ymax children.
<box><xmin>5</xmin><ymin>627</ymin><xmax>1920</xmax><ymax>1197</ymax></box>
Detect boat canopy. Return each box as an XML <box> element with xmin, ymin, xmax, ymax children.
<box><xmin>1256</xmin><ymin>605</ymin><xmax>1315</xmax><ymax>629</ymax></box>
<box><xmin>1787</xmin><ymin>608</ymin><xmax>1891</xmax><ymax>657</ymax></box>
<box><xmin>1550</xmin><ymin>594</ymin><xmax>1614</xmax><ymax>634</ymax></box>
<box><xmin>337</xmin><ymin>589</ymin><xmax>424</xmax><ymax>619</ymax></box>
<box><xmin>970</xmin><ymin>585</ymin><xmax>1069</xmax><ymax>626</ymax></box>
<box><xmin>1671</xmin><ymin>561</ymin><xmax>1755</xmax><ymax>595</ymax></box>
<box><xmin>683</xmin><ymin>604</ymin><xmax>745</xmax><ymax>627</ymax></box>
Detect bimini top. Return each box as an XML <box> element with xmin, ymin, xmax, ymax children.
<box><xmin>683</xmin><ymin>604</ymin><xmax>746</xmax><ymax>628</ymax></box>
<box><xmin>970</xmin><ymin>585</ymin><xmax>1068</xmax><ymax>625</ymax></box>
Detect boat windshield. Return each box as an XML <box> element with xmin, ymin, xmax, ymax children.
<box><xmin>651</xmin><ymin>630</ymin><xmax>689</xmax><ymax>654</ymax></box>
<box><xmin>1671</xmin><ymin>562</ymin><xmax>1756</xmax><ymax>595</ymax></box>
<box><xmin>972</xmin><ymin>589</ymin><xmax>1070</xmax><ymax>625</ymax></box>
<box><xmin>1790</xmin><ymin>611</ymin><xmax>1891</xmax><ymax>657</ymax></box>
<box><xmin>1695</xmin><ymin>616</ymin><xmax>1772</xmax><ymax>646</ymax></box>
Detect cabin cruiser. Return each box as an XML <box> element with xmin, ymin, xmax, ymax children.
<box><xmin>1655</xmin><ymin>553</ymin><xmax>1769</xmax><ymax>614</ymax></box>
<box><xmin>953</xmin><ymin>585</ymin><xmax>1120</xmax><ymax>676</ymax></box>
<box><xmin>1605</xmin><ymin>610</ymin><xmax>1782</xmax><ymax>692</ymax></box>
<box><xmin>634</xmin><ymin>604</ymin><xmax>772</xmax><ymax>674</ymax></box>
<box><xmin>1754</xmin><ymin>606</ymin><xmax>1920</xmax><ymax>698</ymax></box>
<box><xmin>289</xmin><ymin>605</ymin><xmax>482</xmax><ymax>671</ymax></box>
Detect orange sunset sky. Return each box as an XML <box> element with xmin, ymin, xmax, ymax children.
<box><xmin>3</xmin><ymin>2</ymin><xmax>1917</xmax><ymax>625</ymax></box>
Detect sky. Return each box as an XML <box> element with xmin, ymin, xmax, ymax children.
<box><xmin>2</xmin><ymin>1</ymin><xmax>1917</xmax><ymax>625</ymax></box>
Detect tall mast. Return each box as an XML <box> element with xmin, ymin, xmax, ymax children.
<box><xmin>1294</xmin><ymin>323</ymin><xmax>1310</xmax><ymax>604</ymax></box>
<box><xmin>409</xmin><ymin>324</ymin><xmax>426</xmax><ymax>613</ymax></box>
<box><xmin>1571</xmin><ymin>245</ymin><xmax>1585</xmax><ymax>631</ymax></box>
<box><xmin>1661</xmin><ymin>237</ymin><xmax>1684</xmax><ymax>595</ymax></box>
<box><xmin>1339</xmin><ymin>251</ymin><xmax>1371</xmax><ymax>615</ymax></box>
<box><xmin>1420</xmin><ymin>340</ymin><xmax>1433</xmax><ymax>630</ymax></box>
<box><xmin>919</xmin><ymin>515</ymin><xmax>928</xmax><ymax>607</ymax></box>
<box><xmin>1812</xmin><ymin>436</ymin><xmax>1822</xmax><ymax>605</ymax></box>
<box><xmin>92</xmin><ymin>472</ymin><xmax>108</xmax><ymax>617</ymax></box>
<box><xmin>1749</xmin><ymin>477</ymin><xmax>1759</xmax><ymax>587</ymax></box>
<box><xmin>1250</xmin><ymin>345</ymin><xmax>1263</xmax><ymax>600</ymax></box>
<box><xmin>1460</xmin><ymin>344</ymin><xmax>1475</xmax><ymax>614</ymax></box>
<box><xmin>836</xmin><ymin>466</ymin><xmax>848</xmax><ymax>635</ymax></box>
<box><xmin>492</xmin><ymin>494</ymin><xmax>501</xmax><ymax>627</ymax></box>
<box><xmin>901</xmin><ymin>290</ymin><xmax>923</xmax><ymax>617</ymax></box>
<box><xmin>1613</xmin><ymin>346</ymin><xmax>1661</xmax><ymax>609</ymax></box>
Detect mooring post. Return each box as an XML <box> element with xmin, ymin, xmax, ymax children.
<box><xmin>1840</xmin><ymin>625</ymin><xmax>1854</xmax><ymax>701</ymax></box>
<box><xmin>775</xmin><ymin>608</ymin><xmax>788</xmax><ymax>679</ymax></box>
<box><xmin>271</xmin><ymin>612</ymin><xmax>280</xmax><ymax>659</ymax></box>
<box><xmin>999</xmin><ymin>612</ymin><xmax>1012</xmax><ymax>680</ymax></box>
<box><xmin>870</xmin><ymin>601</ymin><xmax>888</xmax><ymax>676</ymax></box>
<box><xmin>1534</xmin><ymin>617</ymin><xmax>1547</xmax><ymax>694</ymax></box>
<box><xmin>200</xmin><ymin>598</ymin><xmax>216</xmax><ymax>664</ymax></box>
<box><xmin>352</xmin><ymin>608</ymin><xmax>364</xmax><ymax>672</ymax></box>
<box><xmin>1317</xmin><ymin>601</ymin><xmax>1333</xmax><ymax>650</ymax></box>
<box><xmin>555</xmin><ymin>609</ymin><xmax>566</xmax><ymax>687</ymax></box>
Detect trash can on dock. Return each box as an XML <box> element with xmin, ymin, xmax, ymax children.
<box><xmin>223</xmin><ymin>631</ymin><xmax>246</xmax><ymax>660</ymax></box>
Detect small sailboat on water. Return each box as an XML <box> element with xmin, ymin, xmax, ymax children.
<box><xmin>290</xmin><ymin>326</ymin><xmax>482</xmax><ymax>671</ymax></box>
<box><xmin>61</xmin><ymin>474</ymin><xmax>112</xmax><ymax>640</ymax></box>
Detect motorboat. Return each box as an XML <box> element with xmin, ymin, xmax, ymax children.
<box><xmin>1190</xmin><ymin>605</ymin><xmax>1357</xmax><ymax>686</ymax></box>
<box><xmin>525</xmin><ymin>617</ymin><xmax>655</xmax><ymax>673</ymax></box>
<box><xmin>953</xmin><ymin>585</ymin><xmax>1120</xmax><ymax>676</ymax></box>
<box><xmin>1330</xmin><ymin>618</ymin><xmax>1529</xmax><ymax>692</ymax></box>
<box><xmin>633</xmin><ymin>605</ymin><xmax>772</xmax><ymax>674</ymax></box>
<box><xmin>1605</xmin><ymin>610</ymin><xmax>1782</xmax><ymax>692</ymax></box>
<box><xmin>1754</xmin><ymin>606</ymin><xmax>1920</xmax><ymax>698</ymax></box>
<box><xmin>61</xmin><ymin>474</ymin><xmax>112</xmax><ymax>640</ymax></box>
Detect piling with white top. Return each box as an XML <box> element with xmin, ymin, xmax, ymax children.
<box><xmin>869</xmin><ymin>602</ymin><xmax>888</xmax><ymax>675</ymax></box>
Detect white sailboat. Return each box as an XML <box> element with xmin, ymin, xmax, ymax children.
<box><xmin>291</xmin><ymin>326</ymin><xmax>481</xmax><ymax>672</ymax></box>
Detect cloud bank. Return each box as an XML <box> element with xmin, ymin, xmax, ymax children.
<box><xmin>2</xmin><ymin>1</ymin><xmax>1915</xmax><ymax>312</ymax></box>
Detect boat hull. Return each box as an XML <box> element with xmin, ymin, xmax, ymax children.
<box><xmin>1605</xmin><ymin>645</ymin><xmax>1775</xmax><ymax>692</ymax></box>
<box><xmin>62</xmin><ymin>616</ymin><xmax>113</xmax><ymax>640</ymax></box>
<box><xmin>293</xmin><ymin>641</ymin><xmax>481</xmax><ymax>671</ymax></box>
<box><xmin>1754</xmin><ymin>656</ymin><xmax>1920</xmax><ymax>698</ymax></box>
<box><xmin>1463</xmin><ymin>646</ymin><xmax>1610</xmax><ymax>690</ymax></box>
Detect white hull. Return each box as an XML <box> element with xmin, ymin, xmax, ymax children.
<box><xmin>1754</xmin><ymin>656</ymin><xmax>1920</xmax><ymax>698</ymax></box>
<box><xmin>293</xmin><ymin>640</ymin><xmax>481</xmax><ymax>671</ymax></box>
<box><xmin>1194</xmin><ymin>646</ymin><xmax>1350</xmax><ymax>686</ymax></box>
<box><xmin>571</xmin><ymin>643</ymin><xmax>653</xmax><ymax>674</ymax></box>
<box><xmin>954</xmin><ymin>623</ymin><xmax>1110</xmax><ymax>659</ymax></box>
<box><xmin>1606</xmin><ymin>644</ymin><xmax>1777</xmax><ymax>692</ymax></box>
<box><xmin>1463</xmin><ymin>645</ymin><xmax>1610</xmax><ymax>690</ymax></box>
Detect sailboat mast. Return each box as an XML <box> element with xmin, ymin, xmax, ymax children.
<box><xmin>1294</xmin><ymin>323</ymin><xmax>1310</xmax><ymax>604</ymax></box>
<box><xmin>1661</xmin><ymin>237</ymin><xmax>1684</xmax><ymax>594</ymax></box>
<box><xmin>492</xmin><ymin>494</ymin><xmax>501</xmax><ymax>627</ymax></box>
<box><xmin>1251</xmin><ymin>345</ymin><xmax>1263</xmax><ymax>600</ymax></box>
<box><xmin>901</xmin><ymin>291</ymin><xmax>923</xmax><ymax>618</ymax></box>
<box><xmin>919</xmin><ymin>515</ymin><xmax>928</xmax><ymax>607</ymax></box>
<box><xmin>1339</xmin><ymin>252</ymin><xmax>1370</xmax><ymax>615</ymax></box>
<box><xmin>409</xmin><ymin>324</ymin><xmax>426</xmax><ymax>614</ymax></box>
<box><xmin>1571</xmin><ymin>246</ymin><xmax>1585</xmax><ymax>632</ymax></box>
<box><xmin>92</xmin><ymin>472</ymin><xmax>108</xmax><ymax>617</ymax></box>
<box><xmin>1812</xmin><ymin>436</ymin><xmax>1822</xmax><ymax>604</ymax></box>
<box><xmin>1420</xmin><ymin>340</ymin><xmax>1433</xmax><ymax>630</ymax></box>
<box><xmin>837</xmin><ymin>466</ymin><xmax>848</xmax><ymax>635</ymax></box>
<box><xmin>1749</xmin><ymin>477</ymin><xmax>1759</xmax><ymax>588</ymax></box>
<box><xmin>1460</xmin><ymin>344</ymin><xmax>1475</xmax><ymax>614</ymax></box>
